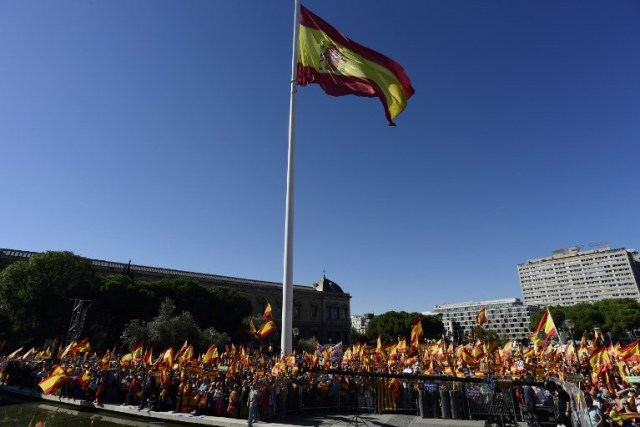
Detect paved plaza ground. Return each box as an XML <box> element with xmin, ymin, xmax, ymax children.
<box><xmin>0</xmin><ymin>385</ymin><xmax>526</xmax><ymax>427</ymax></box>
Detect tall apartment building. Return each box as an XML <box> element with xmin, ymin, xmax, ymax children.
<box><xmin>518</xmin><ymin>246</ymin><xmax>640</xmax><ymax>307</ymax></box>
<box><xmin>432</xmin><ymin>298</ymin><xmax>539</xmax><ymax>342</ymax></box>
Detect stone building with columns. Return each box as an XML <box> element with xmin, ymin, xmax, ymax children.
<box><xmin>0</xmin><ymin>248</ymin><xmax>352</xmax><ymax>344</ymax></box>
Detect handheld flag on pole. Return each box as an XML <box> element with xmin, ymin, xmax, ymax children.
<box><xmin>476</xmin><ymin>308</ymin><xmax>488</xmax><ymax>326</ymax></box>
<box><xmin>262</xmin><ymin>302</ymin><xmax>273</xmax><ymax>320</ymax></box>
<box><xmin>257</xmin><ymin>319</ymin><xmax>277</xmax><ymax>341</ymax></box>
<box><xmin>529</xmin><ymin>308</ymin><xmax>557</xmax><ymax>346</ymax></box>
<box><xmin>297</xmin><ymin>5</ymin><xmax>414</xmax><ymax>125</ymax></box>
<box><xmin>410</xmin><ymin>314</ymin><xmax>423</xmax><ymax>347</ymax></box>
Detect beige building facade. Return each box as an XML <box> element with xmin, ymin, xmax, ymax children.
<box><xmin>0</xmin><ymin>248</ymin><xmax>352</xmax><ymax>344</ymax></box>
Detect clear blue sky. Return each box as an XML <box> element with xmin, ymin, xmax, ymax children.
<box><xmin>2</xmin><ymin>1</ymin><xmax>639</xmax><ymax>315</ymax></box>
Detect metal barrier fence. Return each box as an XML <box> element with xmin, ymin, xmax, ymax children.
<box><xmin>288</xmin><ymin>369</ymin><xmax>528</xmax><ymax>425</ymax></box>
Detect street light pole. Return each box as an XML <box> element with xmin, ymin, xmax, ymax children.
<box><xmin>563</xmin><ymin>319</ymin><xmax>581</xmax><ymax>374</ymax></box>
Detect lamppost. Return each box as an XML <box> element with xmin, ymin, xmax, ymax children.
<box><xmin>292</xmin><ymin>327</ymin><xmax>299</xmax><ymax>352</ymax></box>
<box><xmin>562</xmin><ymin>319</ymin><xmax>581</xmax><ymax>374</ymax></box>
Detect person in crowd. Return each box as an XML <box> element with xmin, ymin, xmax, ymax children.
<box><xmin>522</xmin><ymin>373</ymin><xmax>541</xmax><ymax>427</ymax></box>
<box><xmin>586</xmin><ymin>395</ymin><xmax>605</xmax><ymax>427</ymax></box>
<box><xmin>247</xmin><ymin>381</ymin><xmax>259</xmax><ymax>427</ymax></box>
<box><xmin>545</xmin><ymin>381</ymin><xmax>572</xmax><ymax>427</ymax></box>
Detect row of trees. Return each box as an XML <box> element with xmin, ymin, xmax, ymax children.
<box><xmin>353</xmin><ymin>300</ymin><xmax>640</xmax><ymax>349</ymax></box>
<box><xmin>530</xmin><ymin>298</ymin><xmax>640</xmax><ymax>340</ymax></box>
<box><xmin>351</xmin><ymin>311</ymin><xmax>445</xmax><ymax>344</ymax></box>
<box><xmin>11</xmin><ymin>251</ymin><xmax>637</xmax><ymax>354</ymax></box>
<box><xmin>0</xmin><ymin>251</ymin><xmax>450</xmax><ymax>355</ymax></box>
<box><xmin>0</xmin><ymin>251</ymin><xmax>252</xmax><ymax>351</ymax></box>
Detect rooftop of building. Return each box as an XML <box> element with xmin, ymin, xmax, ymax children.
<box><xmin>432</xmin><ymin>297</ymin><xmax>523</xmax><ymax>310</ymax></box>
<box><xmin>518</xmin><ymin>245</ymin><xmax>638</xmax><ymax>266</ymax></box>
<box><xmin>0</xmin><ymin>248</ymin><xmax>349</xmax><ymax>295</ymax></box>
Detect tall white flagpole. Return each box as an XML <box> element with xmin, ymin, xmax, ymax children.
<box><xmin>281</xmin><ymin>0</ymin><xmax>301</xmax><ymax>356</ymax></box>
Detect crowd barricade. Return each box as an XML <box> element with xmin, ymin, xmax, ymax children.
<box><xmin>4</xmin><ymin>359</ymin><xmax>592</xmax><ymax>426</ymax></box>
<box><xmin>293</xmin><ymin>369</ymin><xmax>531</xmax><ymax>424</ymax></box>
<box><xmin>558</xmin><ymin>379</ymin><xmax>591</xmax><ymax>427</ymax></box>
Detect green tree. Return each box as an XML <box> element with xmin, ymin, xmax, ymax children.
<box><xmin>122</xmin><ymin>298</ymin><xmax>229</xmax><ymax>353</ymax></box>
<box><xmin>529</xmin><ymin>299</ymin><xmax>640</xmax><ymax>340</ymax></box>
<box><xmin>593</xmin><ymin>298</ymin><xmax>640</xmax><ymax>336</ymax></box>
<box><xmin>365</xmin><ymin>311</ymin><xmax>444</xmax><ymax>343</ymax></box>
<box><xmin>89</xmin><ymin>278</ymin><xmax>251</xmax><ymax>349</ymax></box>
<box><xmin>86</xmin><ymin>274</ymin><xmax>155</xmax><ymax>350</ymax></box>
<box><xmin>0</xmin><ymin>251</ymin><xmax>95</xmax><ymax>346</ymax></box>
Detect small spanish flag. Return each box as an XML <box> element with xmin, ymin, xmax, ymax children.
<box><xmin>262</xmin><ymin>302</ymin><xmax>273</xmax><ymax>320</ymax></box>
<box><xmin>410</xmin><ymin>315</ymin><xmax>423</xmax><ymax>347</ymax></box>
<box><xmin>256</xmin><ymin>319</ymin><xmax>277</xmax><ymax>340</ymax></box>
<box><xmin>202</xmin><ymin>344</ymin><xmax>219</xmax><ymax>365</ymax></box>
<box><xmin>476</xmin><ymin>308</ymin><xmax>488</xmax><ymax>326</ymax></box>
<box><xmin>529</xmin><ymin>308</ymin><xmax>557</xmax><ymax>346</ymax></box>
<box><xmin>39</xmin><ymin>372</ymin><xmax>71</xmax><ymax>395</ymax></box>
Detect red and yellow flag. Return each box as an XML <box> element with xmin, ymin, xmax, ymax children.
<box><xmin>297</xmin><ymin>5</ymin><xmax>414</xmax><ymax>125</ymax></box>
<box><xmin>203</xmin><ymin>344</ymin><xmax>219</xmax><ymax>365</ymax></box>
<box><xmin>472</xmin><ymin>340</ymin><xmax>485</xmax><ymax>360</ymax></box>
<box><xmin>256</xmin><ymin>319</ymin><xmax>277</xmax><ymax>340</ymax></box>
<box><xmin>410</xmin><ymin>315</ymin><xmax>423</xmax><ymax>347</ymax></box>
<box><xmin>396</xmin><ymin>337</ymin><xmax>407</xmax><ymax>354</ymax></box>
<box><xmin>7</xmin><ymin>346</ymin><xmax>24</xmax><ymax>360</ymax></box>
<box><xmin>120</xmin><ymin>353</ymin><xmax>133</xmax><ymax>366</ymax></box>
<box><xmin>58</xmin><ymin>342</ymin><xmax>77</xmax><ymax>360</ymax></box>
<box><xmin>376</xmin><ymin>336</ymin><xmax>383</xmax><ymax>355</ymax></box>
<box><xmin>589</xmin><ymin>346</ymin><xmax>612</xmax><ymax>375</ymax></box>
<box><xmin>161</xmin><ymin>348</ymin><xmax>175</xmax><ymax>367</ymax></box>
<box><xmin>142</xmin><ymin>348</ymin><xmax>153</xmax><ymax>366</ymax></box>
<box><xmin>262</xmin><ymin>302</ymin><xmax>273</xmax><ymax>320</ymax></box>
<box><xmin>530</xmin><ymin>309</ymin><xmax>557</xmax><ymax>346</ymax></box>
<box><xmin>39</xmin><ymin>373</ymin><xmax>71</xmax><ymax>394</ymax></box>
<box><xmin>75</xmin><ymin>338</ymin><xmax>91</xmax><ymax>353</ymax></box>
<box><xmin>178</xmin><ymin>344</ymin><xmax>194</xmax><ymax>365</ymax></box>
<box><xmin>476</xmin><ymin>308</ymin><xmax>488</xmax><ymax>326</ymax></box>
<box><xmin>131</xmin><ymin>342</ymin><xmax>144</xmax><ymax>361</ymax></box>
<box><xmin>618</xmin><ymin>340</ymin><xmax>640</xmax><ymax>362</ymax></box>
<box><xmin>249</xmin><ymin>318</ymin><xmax>258</xmax><ymax>338</ymax></box>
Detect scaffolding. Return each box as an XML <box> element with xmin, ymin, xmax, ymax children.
<box><xmin>66</xmin><ymin>299</ymin><xmax>92</xmax><ymax>344</ymax></box>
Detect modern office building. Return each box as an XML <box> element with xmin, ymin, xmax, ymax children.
<box><xmin>432</xmin><ymin>298</ymin><xmax>539</xmax><ymax>342</ymax></box>
<box><xmin>0</xmin><ymin>248</ymin><xmax>352</xmax><ymax>344</ymax></box>
<box><xmin>518</xmin><ymin>246</ymin><xmax>640</xmax><ymax>307</ymax></box>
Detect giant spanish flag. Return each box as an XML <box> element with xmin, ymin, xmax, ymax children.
<box><xmin>297</xmin><ymin>5</ymin><xmax>414</xmax><ymax>125</ymax></box>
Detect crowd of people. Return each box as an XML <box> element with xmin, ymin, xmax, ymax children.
<box><xmin>0</xmin><ymin>332</ymin><xmax>639</xmax><ymax>426</ymax></box>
